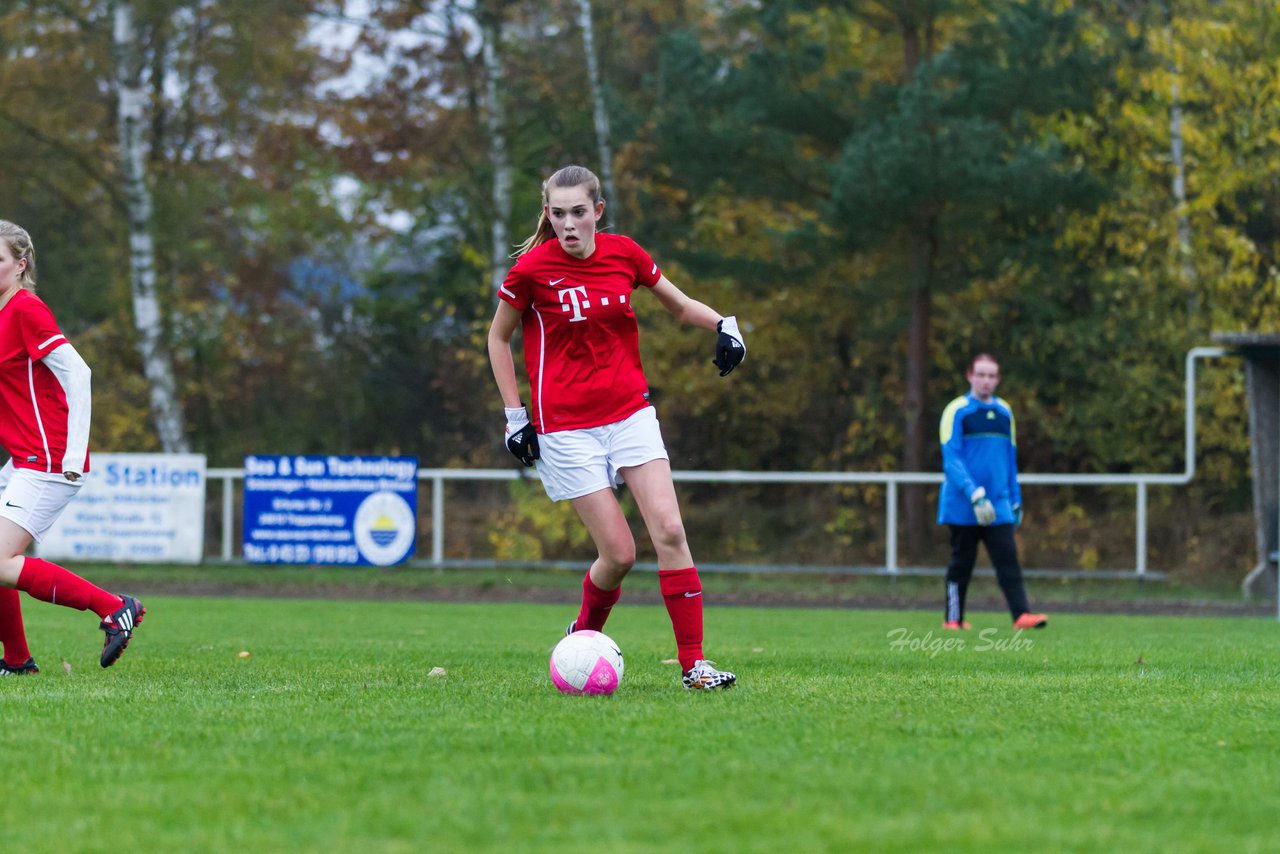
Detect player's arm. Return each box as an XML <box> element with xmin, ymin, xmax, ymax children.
<box><xmin>649</xmin><ymin>276</ymin><xmax>720</xmax><ymax>330</ymax></box>
<box><xmin>41</xmin><ymin>343</ymin><xmax>91</xmax><ymax>481</ymax></box>
<box><xmin>649</xmin><ymin>276</ymin><xmax>745</xmax><ymax>375</ymax></box>
<box><xmin>940</xmin><ymin>407</ymin><xmax>978</xmax><ymax>497</ymax></box>
<box><xmin>941</xmin><ymin>405</ymin><xmax>995</xmax><ymax>524</ymax></box>
<box><xmin>487</xmin><ymin>300</ymin><xmax>538</xmax><ymax>466</ymax></box>
<box><xmin>1008</xmin><ymin>407</ymin><xmax>1023</xmax><ymax>524</ymax></box>
<box><xmin>487</xmin><ymin>300</ymin><xmax>524</xmax><ymax>409</ymax></box>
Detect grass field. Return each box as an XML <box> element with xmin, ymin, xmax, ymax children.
<box><xmin>2</xmin><ymin>596</ymin><xmax>1276</xmax><ymax>853</ymax></box>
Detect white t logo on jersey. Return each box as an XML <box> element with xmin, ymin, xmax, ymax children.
<box><xmin>558</xmin><ymin>285</ymin><xmax>590</xmax><ymax>322</ymax></box>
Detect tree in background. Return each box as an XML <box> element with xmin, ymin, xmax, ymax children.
<box><xmin>0</xmin><ymin>0</ymin><xmax>361</xmax><ymax>460</ymax></box>
<box><xmin>113</xmin><ymin>0</ymin><xmax>189</xmax><ymax>453</ymax></box>
<box><xmin>630</xmin><ymin>1</ymin><xmax>1111</xmax><ymax>555</ymax></box>
<box><xmin>0</xmin><ymin>0</ymin><xmax>1276</xmax><ymax>577</ymax></box>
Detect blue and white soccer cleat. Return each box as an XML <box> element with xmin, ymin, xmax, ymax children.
<box><xmin>682</xmin><ymin>659</ymin><xmax>736</xmax><ymax>691</ymax></box>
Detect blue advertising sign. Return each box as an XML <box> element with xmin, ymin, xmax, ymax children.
<box><xmin>242</xmin><ymin>455</ymin><xmax>418</xmax><ymax>566</ymax></box>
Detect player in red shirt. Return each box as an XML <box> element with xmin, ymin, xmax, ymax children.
<box><xmin>487</xmin><ymin>165</ymin><xmax>746</xmax><ymax>690</ymax></box>
<box><xmin>0</xmin><ymin>221</ymin><xmax>144</xmax><ymax>676</ymax></box>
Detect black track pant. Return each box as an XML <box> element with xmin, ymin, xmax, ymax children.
<box><xmin>944</xmin><ymin>524</ymin><xmax>1031</xmax><ymax>622</ymax></box>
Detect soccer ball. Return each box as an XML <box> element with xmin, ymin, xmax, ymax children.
<box><xmin>549</xmin><ymin>630</ymin><xmax>624</xmax><ymax>695</ymax></box>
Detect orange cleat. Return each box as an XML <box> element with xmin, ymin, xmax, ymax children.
<box><xmin>942</xmin><ymin>620</ymin><xmax>971</xmax><ymax>630</ymax></box>
<box><xmin>1013</xmin><ymin>612</ymin><xmax>1047</xmax><ymax>630</ymax></box>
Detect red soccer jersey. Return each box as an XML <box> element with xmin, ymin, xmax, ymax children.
<box><xmin>498</xmin><ymin>233</ymin><xmax>662</xmax><ymax>432</ymax></box>
<box><xmin>0</xmin><ymin>289</ymin><xmax>89</xmax><ymax>473</ymax></box>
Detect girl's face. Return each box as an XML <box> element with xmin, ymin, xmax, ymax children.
<box><xmin>545</xmin><ymin>184</ymin><xmax>604</xmax><ymax>258</ymax></box>
<box><xmin>0</xmin><ymin>242</ymin><xmax>25</xmax><ymax>291</ymax></box>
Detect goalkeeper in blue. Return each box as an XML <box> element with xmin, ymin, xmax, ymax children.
<box><xmin>937</xmin><ymin>354</ymin><xmax>1046</xmax><ymax>631</ymax></box>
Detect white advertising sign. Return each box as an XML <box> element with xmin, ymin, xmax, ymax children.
<box><xmin>38</xmin><ymin>453</ymin><xmax>207</xmax><ymax>564</ymax></box>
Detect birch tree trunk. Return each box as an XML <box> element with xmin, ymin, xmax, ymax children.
<box><xmin>1161</xmin><ymin>0</ymin><xmax>1197</xmax><ymax>316</ymax></box>
<box><xmin>113</xmin><ymin>0</ymin><xmax>190</xmax><ymax>453</ymax></box>
<box><xmin>576</xmin><ymin>0</ymin><xmax>619</xmax><ymax>229</ymax></box>
<box><xmin>481</xmin><ymin>11</ymin><xmax>512</xmax><ymax>301</ymax></box>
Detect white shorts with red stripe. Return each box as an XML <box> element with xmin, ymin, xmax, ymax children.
<box><xmin>0</xmin><ymin>466</ymin><xmax>82</xmax><ymax>543</ymax></box>
<box><xmin>536</xmin><ymin>405</ymin><xmax>669</xmax><ymax>502</ymax></box>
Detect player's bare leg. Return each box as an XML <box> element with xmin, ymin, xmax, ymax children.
<box><xmin>622</xmin><ymin>459</ymin><xmax>735</xmax><ymax>690</ymax></box>
<box><xmin>566</xmin><ymin>488</ymin><xmax>635</xmax><ymax>633</ymax></box>
<box><xmin>570</xmin><ymin>488</ymin><xmax>636</xmax><ymax>590</ymax></box>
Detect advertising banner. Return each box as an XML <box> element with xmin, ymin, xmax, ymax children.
<box><xmin>242</xmin><ymin>455</ymin><xmax>418</xmax><ymax>566</ymax></box>
<box><xmin>38</xmin><ymin>453</ymin><xmax>208</xmax><ymax>563</ymax></box>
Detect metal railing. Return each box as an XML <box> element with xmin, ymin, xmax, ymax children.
<box><xmin>207</xmin><ymin>466</ymin><xmax>1176</xmax><ymax>577</ymax></box>
<box><xmin>205</xmin><ymin>346</ymin><xmax>1230</xmax><ymax>578</ymax></box>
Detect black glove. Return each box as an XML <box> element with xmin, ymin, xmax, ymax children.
<box><xmin>713</xmin><ymin>315</ymin><xmax>746</xmax><ymax>376</ymax></box>
<box><xmin>504</xmin><ymin>406</ymin><xmax>540</xmax><ymax>467</ymax></box>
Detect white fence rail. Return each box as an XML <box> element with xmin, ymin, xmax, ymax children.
<box><xmin>207</xmin><ymin>466</ymin><xmax>1173</xmax><ymax>577</ymax></box>
<box><xmin>203</xmin><ymin>346</ymin><xmax>1229</xmax><ymax>578</ymax></box>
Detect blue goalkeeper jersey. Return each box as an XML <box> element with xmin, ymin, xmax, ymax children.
<box><xmin>937</xmin><ymin>393</ymin><xmax>1022</xmax><ymax>526</ymax></box>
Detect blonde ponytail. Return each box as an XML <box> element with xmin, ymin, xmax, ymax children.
<box><xmin>512</xmin><ymin>210</ymin><xmax>557</xmax><ymax>258</ymax></box>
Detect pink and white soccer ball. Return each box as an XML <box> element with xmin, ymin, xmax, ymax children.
<box><xmin>549</xmin><ymin>630</ymin><xmax>624</xmax><ymax>695</ymax></box>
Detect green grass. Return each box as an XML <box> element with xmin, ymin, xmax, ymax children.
<box><xmin>2</xmin><ymin>598</ymin><xmax>1277</xmax><ymax>852</ymax></box>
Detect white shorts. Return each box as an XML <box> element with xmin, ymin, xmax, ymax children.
<box><xmin>536</xmin><ymin>406</ymin><xmax>669</xmax><ymax>502</ymax></box>
<box><xmin>0</xmin><ymin>466</ymin><xmax>82</xmax><ymax>543</ymax></box>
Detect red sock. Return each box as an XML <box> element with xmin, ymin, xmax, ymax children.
<box><xmin>0</xmin><ymin>587</ymin><xmax>31</xmax><ymax>666</ymax></box>
<box><xmin>16</xmin><ymin>557</ymin><xmax>121</xmax><ymax>618</ymax></box>
<box><xmin>576</xmin><ymin>572</ymin><xmax>621</xmax><ymax>632</ymax></box>
<box><xmin>659</xmin><ymin>567</ymin><xmax>704</xmax><ymax>672</ymax></box>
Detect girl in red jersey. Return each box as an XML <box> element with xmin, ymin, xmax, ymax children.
<box><xmin>0</xmin><ymin>221</ymin><xmax>144</xmax><ymax>675</ymax></box>
<box><xmin>487</xmin><ymin>165</ymin><xmax>745</xmax><ymax>690</ymax></box>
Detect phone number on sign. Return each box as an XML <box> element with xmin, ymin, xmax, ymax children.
<box><xmin>242</xmin><ymin>543</ymin><xmax>361</xmax><ymax>564</ymax></box>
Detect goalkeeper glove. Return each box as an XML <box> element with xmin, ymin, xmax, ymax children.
<box><xmin>713</xmin><ymin>316</ymin><xmax>746</xmax><ymax>376</ymax></box>
<box><xmin>504</xmin><ymin>406</ymin><xmax>539</xmax><ymax>467</ymax></box>
<box><xmin>1012</xmin><ymin>502</ymin><xmax>1023</xmax><ymax>528</ymax></box>
<box><xmin>971</xmin><ymin>487</ymin><xmax>996</xmax><ymax>526</ymax></box>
